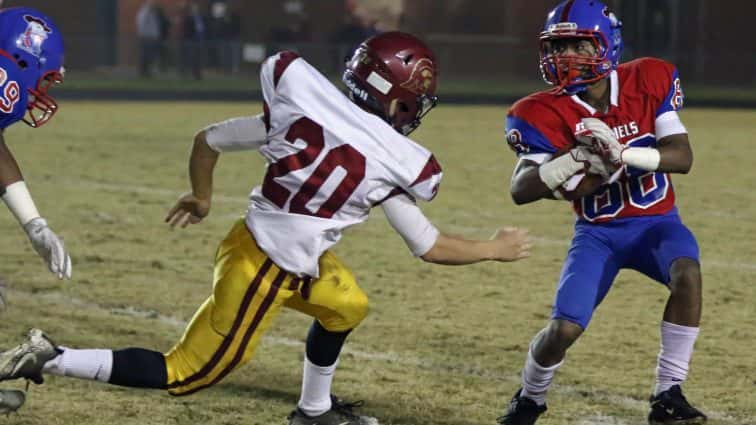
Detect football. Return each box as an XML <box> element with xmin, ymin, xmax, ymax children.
<box><xmin>556</xmin><ymin>171</ymin><xmax>606</xmax><ymax>201</ymax></box>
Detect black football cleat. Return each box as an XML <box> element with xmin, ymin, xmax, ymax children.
<box><xmin>497</xmin><ymin>388</ymin><xmax>547</xmax><ymax>425</ymax></box>
<box><xmin>287</xmin><ymin>395</ymin><xmax>379</xmax><ymax>425</ymax></box>
<box><xmin>648</xmin><ymin>385</ymin><xmax>707</xmax><ymax>424</ymax></box>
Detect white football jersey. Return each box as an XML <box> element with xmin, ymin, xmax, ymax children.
<box><xmin>246</xmin><ymin>51</ymin><xmax>442</xmax><ymax>277</ymax></box>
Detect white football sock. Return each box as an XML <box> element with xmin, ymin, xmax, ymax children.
<box><xmin>297</xmin><ymin>356</ymin><xmax>337</xmax><ymax>417</ymax></box>
<box><xmin>42</xmin><ymin>347</ymin><xmax>113</xmax><ymax>383</ymax></box>
<box><xmin>655</xmin><ymin>321</ymin><xmax>699</xmax><ymax>395</ymax></box>
<box><xmin>521</xmin><ymin>342</ymin><xmax>563</xmax><ymax>406</ymax></box>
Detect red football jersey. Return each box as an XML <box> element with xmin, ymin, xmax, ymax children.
<box><xmin>505</xmin><ymin>57</ymin><xmax>686</xmax><ymax>222</ymax></box>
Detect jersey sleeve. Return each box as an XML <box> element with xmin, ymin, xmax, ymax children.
<box><xmin>203</xmin><ymin>114</ymin><xmax>268</xmax><ymax>152</ymax></box>
<box><xmin>381</xmin><ymin>194</ymin><xmax>439</xmax><ymax>257</ymax></box>
<box><xmin>639</xmin><ymin>57</ymin><xmax>684</xmax><ymax>117</ymax></box>
<box><xmin>405</xmin><ymin>154</ymin><xmax>442</xmax><ymax>202</ymax></box>
<box><xmin>505</xmin><ymin>98</ymin><xmax>572</xmax><ymax>161</ymax></box>
<box><xmin>0</xmin><ymin>56</ymin><xmax>27</xmax><ymax>130</ymax></box>
<box><xmin>382</xmin><ymin>135</ymin><xmax>443</xmax><ymax>203</ymax></box>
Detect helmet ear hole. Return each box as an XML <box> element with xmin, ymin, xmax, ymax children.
<box><xmin>398</xmin><ymin>102</ymin><xmax>410</xmax><ymax>113</ymax></box>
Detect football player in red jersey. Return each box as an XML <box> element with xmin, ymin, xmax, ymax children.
<box><xmin>497</xmin><ymin>1</ymin><xmax>706</xmax><ymax>424</ymax></box>
<box><xmin>0</xmin><ymin>7</ymin><xmax>69</xmax><ymax>413</ymax></box>
<box><xmin>0</xmin><ymin>32</ymin><xmax>531</xmax><ymax>424</ymax></box>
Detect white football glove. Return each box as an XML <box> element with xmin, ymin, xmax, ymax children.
<box><xmin>569</xmin><ymin>146</ymin><xmax>617</xmax><ymax>178</ymax></box>
<box><xmin>24</xmin><ymin>217</ymin><xmax>72</xmax><ymax>280</ymax></box>
<box><xmin>576</xmin><ymin>117</ymin><xmax>624</xmax><ymax>166</ymax></box>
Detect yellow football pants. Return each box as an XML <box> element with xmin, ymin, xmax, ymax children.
<box><xmin>164</xmin><ymin>219</ymin><xmax>369</xmax><ymax>395</ymax></box>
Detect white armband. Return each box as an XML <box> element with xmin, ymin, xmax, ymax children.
<box><xmin>203</xmin><ymin>114</ymin><xmax>268</xmax><ymax>153</ymax></box>
<box><xmin>381</xmin><ymin>194</ymin><xmax>439</xmax><ymax>257</ymax></box>
<box><xmin>621</xmin><ymin>147</ymin><xmax>661</xmax><ymax>171</ymax></box>
<box><xmin>655</xmin><ymin>111</ymin><xmax>687</xmax><ymax>139</ymax></box>
<box><xmin>1</xmin><ymin>181</ymin><xmax>41</xmax><ymax>225</ymax></box>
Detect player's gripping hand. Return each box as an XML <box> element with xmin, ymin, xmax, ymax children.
<box><xmin>24</xmin><ymin>218</ymin><xmax>72</xmax><ymax>280</ymax></box>
<box><xmin>576</xmin><ymin>117</ymin><xmax>624</xmax><ymax>165</ymax></box>
<box><xmin>569</xmin><ymin>146</ymin><xmax>617</xmax><ymax>178</ymax></box>
<box><xmin>489</xmin><ymin>227</ymin><xmax>532</xmax><ymax>262</ymax></box>
<box><xmin>166</xmin><ymin>193</ymin><xmax>211</xmax><ymax>228</ymax></box>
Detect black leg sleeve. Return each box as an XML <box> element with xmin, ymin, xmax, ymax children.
<box><xmin>109</xmin><ymin>348</ymin><xmax>168</xmax><ymax>389</ymax></box>
<box><xmin>305</xmin><ymin>320</ymin><xmax>352</xmax><ymax>367</ymax></box>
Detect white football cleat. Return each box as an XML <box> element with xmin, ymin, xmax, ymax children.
<box><xmin>0</xmin><ymin>329</ymin><xmax>59</xmax><ymax>384</ymax></box>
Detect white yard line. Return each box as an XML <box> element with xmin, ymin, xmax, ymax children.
<box><xmin>4</xmin><ymin>288</ymin><xmax>752</xmax><ymax>424</ymax></box>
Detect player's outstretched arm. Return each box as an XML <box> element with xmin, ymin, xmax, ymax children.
<box><xmin>421</xmin><ymin>228</ymin><xmax>531</xmax><ymax>265</ymax></box>
<box><xmin>0</xmin><ymin>133</ymin><xmax>72</xmax><ymax>280</ymax></box>
<box><xmin>166</xmin><ymin>115</ymin><xmax>269</xmax><ymax>228</ymax></box>
<box><xmin>381</xmin><ymin>194</ymin><xmax>531</xmax><ymax>266</ymax></box>
<box><xmin>165</xmin><ymin>132</ymin><xmax>218</xmax><ymax>228</ymax></box>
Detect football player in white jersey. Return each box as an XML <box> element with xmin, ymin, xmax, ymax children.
<box><xmin>0</xmin><ymin>32</ymin><xmax>530</xmax><ymax>425</ymax></box>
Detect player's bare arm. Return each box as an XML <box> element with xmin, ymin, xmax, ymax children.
<box><xmin>0</xmin><ymin>133</ymin><xmax>72</xmax><ymax>280</ymax></box>
<box><xmin>165</xmin><ymin>132</ymin><xmax>217</xmax><ymax>228</ymax></box>
<box><xmin>382</xmin><ymin>194</ymin><xmax>530</xmax><ymax>265</ymax></box>
<box><xmin>0</xmin><ymin>132</ymin><xmax>24</xmax><ymax>188</ymax></box>
<box><xmin>657</xmin><ymin>133</ymin><xmax>693</xmax><ymax>173</ymax></box>
<box><xmin>167</xmin><ymin>115</ymin><xmax>268</xmax><ymax>228</ymax></box>
<box><xmin>510</xmin><ymin>159</ymin><xmax>555</xmax><ymax>204</ymax></box>
<box><xmin>422</xmin><ymin>228</ymin><xmax>531</xmax><ymax>265</ymax></box>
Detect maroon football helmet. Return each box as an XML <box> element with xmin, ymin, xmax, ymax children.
<box><xmin>342</xmin><ymin>31</ymin><xmax>438</xmax><ymax>135</ymax></box>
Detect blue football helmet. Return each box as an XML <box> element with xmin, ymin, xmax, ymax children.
<box><xmin>539</xmin><ymin>0</ymin><xmax>623</xmax><ymax>94</ymax></box>
<box><xmin>0</xmin><ymin>7</ymin><xmax>64</xmax><ymax>127</ymax></box>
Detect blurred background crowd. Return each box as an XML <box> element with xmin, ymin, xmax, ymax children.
<box><xmin>1</xmin><ymin>0</ymin><xmax>754</xmax><ymax>103</ymax></box>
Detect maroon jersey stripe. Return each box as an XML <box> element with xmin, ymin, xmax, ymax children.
<box><xmin>374</xmin><ymin>187</ymin><xmax>410</xmax><ymax>206</ymax></box>
<box><xmin>262</xmin><ymin>101</ymin><xmax>271</xmax><ymax>132</ymax></box>
<box><xmin>410</xmin><ymin>154</ymin><xmax>442</xmax><ymax>187</ymax></box>
<box><xmin>273</xmin><ymin>51</ymin><xmax>300</xmax><ymax>88</ymax></box>
<box><xmin>167</xmin><ymin>258</ymin><xmax>273</xmax><ymax>389</ymax></box>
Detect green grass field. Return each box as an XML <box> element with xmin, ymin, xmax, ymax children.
<box><xmin>0</xmin><ymin>102</ymin><xmax>754</xmax><ymax>425</ymax></box>
<box><xmin>58</xmin><ymin>71</ymin><xmax>756</xmax><ymax>104</ymax></box>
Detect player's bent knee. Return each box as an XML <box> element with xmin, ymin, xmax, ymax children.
<box><xmin>546</xmin><ymin>319</ymin><xmax>584</xmax><ymax>347</ymax></box>
<box><xmin>669</xmin><ymin>257</ymin><xmax>701</xmax><ymax>294</ymax></box>
<box><xmin>342</xmin><ymin>291</ymin><xmax>370</xmax><ymax>329</ymax></box>
<box><xmin>326</xmin><ymin>291</ymin><xmax>369</xmax><ymax>332</ymax></box>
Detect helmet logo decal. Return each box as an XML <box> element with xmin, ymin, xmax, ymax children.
<box><xmin>506</xmin><ymin>129</ymin><xmax>530</xmax><ymax>154</ymax></box>
<box><xmin>603</xmin><ymin>7</ymin><xmax>619</xmax><ymax>26</ymax></box>
<box><xmin>399</xmin><ymin>58</ymin><xmax>435</xmax><ymax>94</ymax></box>
<box><xmin>16</xmin><ymin>15</ymin><xmax>52</xmax><ymax>59</ymax></box>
